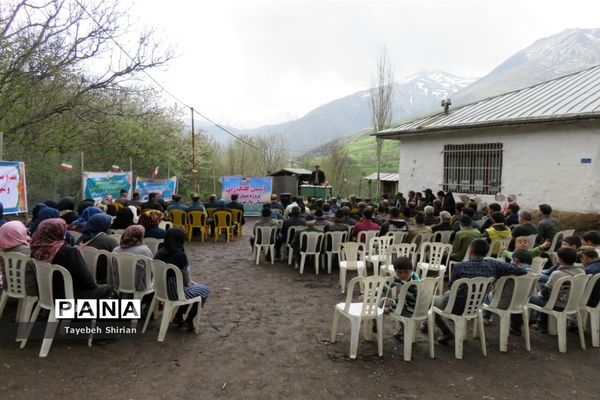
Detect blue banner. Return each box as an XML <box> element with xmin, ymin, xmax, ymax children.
<box><xmin>135</xmin><ymin>177</ymin><xmax>177</xmax><ymax>201</ymax></box>
<box><xmin>0</xmin><ymin>161</ymin><xmax>28</xmax><ymax>214</ymax></box>
<box><xmin>221</xmin><ymin>176</ymin><xmax>272</xmax><ymax>216</ymax></box>
<box><xmin>83</xmin><ymin>172</ymin><xmax>132</xmax><ymax>201</ymax></box>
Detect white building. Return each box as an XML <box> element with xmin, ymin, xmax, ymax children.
<box><xmin>376</xmin><ymin>65</ymin><xmax>600</xmax><ymax>214</ymax></box>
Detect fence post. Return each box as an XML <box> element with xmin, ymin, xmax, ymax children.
<box><xmin>81</xmin><ymin>151</ymin><xmax>85</xmax><ymax>200</ymax></box>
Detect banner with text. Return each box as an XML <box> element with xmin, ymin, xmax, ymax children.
<box><xmin>0</xmin><ymin>161</ymin><xmax>28</xmax><ymax>214</ymax></box>
<box><xmin>135</xmin><ymin>177</ymin><xmax>177</xmax><ymax>201</ymax></box>
<box><xmin>83</xmin><ymin>171</ymin><xmax>132</xmax><ymax>201</ymax></box>
<box><xmin>221</xmin><ymin>176</ymin><xmax>272</xmax><ymax>216</ymax></box>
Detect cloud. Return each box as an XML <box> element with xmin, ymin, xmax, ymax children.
<box><xmin>130</xmin><ymin>0</ymin><xmax>600</xmax><ymax>127</ymax></box>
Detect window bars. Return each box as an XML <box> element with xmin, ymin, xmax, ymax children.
<box><xmin>443</xmin><ymin>143</ymin><xmax>503</xmax><ymax>195</ymax></box>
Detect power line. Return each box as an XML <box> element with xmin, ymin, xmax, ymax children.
<box><xmin>72</xmin><ymin>0</ymin><xmax>274</xmax><ymax>156</ymax></box>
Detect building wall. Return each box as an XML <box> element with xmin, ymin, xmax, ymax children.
<box><xmin>396</xmin><ymin>121</ymin><xmax>600</xmax><ymax>213</ymax></box>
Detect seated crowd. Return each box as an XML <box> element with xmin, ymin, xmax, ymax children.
<box><xmin>0</xmin><ymin>192</ymin><xmax>215</xmax><ymax>333</ymax></box>
<box><xmin>249</xmin><ymin>190</ymin><xmax>600</xmax><ymax>345</ymax></box>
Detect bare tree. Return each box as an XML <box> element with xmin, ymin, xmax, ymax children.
<box><xmin>0</xmin><ymin>0</ymin><xmax>173</xmax><ymax>142</ymax></box>
<box><xmin>322</xmin><ymin>142</ymin><xmax>353</xmax><ymax>197</ymax></box>
<box><xmin>370</xmin><ymin>46</ymin><xmax>395</xmax><ymax>200</ymax></box>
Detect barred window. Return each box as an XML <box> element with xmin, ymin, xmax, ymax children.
<box><xmin>443</xmin><ymin>143</ymin><xmax>503</xmax><ymax>195</ymax></box>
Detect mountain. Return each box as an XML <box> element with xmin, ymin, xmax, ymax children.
<box><xmin>241</xmin><ymin>71</ymin><xmax>474</xmax><ymax>154</ymax></box>
<box><xmin>454</xmin><ymin>28</ymin><xmax>600</xmax><ymax>105</ymax></box>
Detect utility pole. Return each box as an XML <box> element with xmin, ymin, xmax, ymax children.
<box><xmin>191</xmin><ymin>107</ymin><xmax>197</xmax><ymax>193</ymax></box>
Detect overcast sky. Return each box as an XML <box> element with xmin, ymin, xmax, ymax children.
<box><xmin>128</xmin><ymin>0</ymin><xmax>600</xmax><ymax>128</ymax></box>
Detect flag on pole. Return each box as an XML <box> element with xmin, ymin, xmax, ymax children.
<box><xmin>60</xmin><ymin>163</ymin><xmax>73</xmax><ymax>171</ymax></box>
<box><xmin>152</xmin><ymin>166</ymin><xmax>159</xmax><ymax>177</ymax></box>
<box><xmin>111</xmin><ymin>165</ymin><xmax>120</xmax><ymax>172</ymax></box>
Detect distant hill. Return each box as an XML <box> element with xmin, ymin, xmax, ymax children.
<box><xmin>243</xmin><ymin>71</ymin><xmax>475</xmax><ymax>154</ymax></box>
<box><xmin>453</xmin><ymin>28</ymin><xmax>600</xmax><ymax>105</ymax></box>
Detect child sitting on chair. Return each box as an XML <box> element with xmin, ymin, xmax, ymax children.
<box><xmin>382</xmin><ymin>256</ymin><xmax>420</xmax><ymax>341</ymax></box>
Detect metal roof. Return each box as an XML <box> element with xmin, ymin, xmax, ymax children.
<box><xmin>377</xmin><ymin>64</ymin><xmax>600</xmax><ymax>137</ymax></box>
<box><xmin>269</xmin><ymin>168</ymin><xmax>312</xmax><ymax>176</ymax></box>
<box><xmin>363</xmin><ymin>172</ymin><xmax>399</xmax><ymax>181</ymax></box>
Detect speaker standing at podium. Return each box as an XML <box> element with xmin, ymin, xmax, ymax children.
<box><xmin>309</xmin><ymin>165</ymin><xmax>326</xmax><ymax>186</ymax></box>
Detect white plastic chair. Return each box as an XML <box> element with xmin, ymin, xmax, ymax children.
<box><xmin>580</xmin><ymin>274</ymin><xmax>600</xmax><ymax>347</ymax></box>
<box><xmin>339</xmin><ymin>242</ymin><xmax>367</xmax><ymax>293</ymax></box>
<box><xmin>411</xmin><ymin>232</ymin><xmax>433</xmax><ymax>254</ymax></box>
<box><xmin>75</xmin><ymin>246</ymin><xmax>113</xmax><ymax>284</ymax></box>
<box><xmin>480</xmin><ymin>274</ymin><xmax>539</xmax><ymax>352</ymax></box>
<box><xmin>433</xmin><ymin>277</ymin><xmax>494</xmax><ymax>359</ymax></box>
<box><xmin>286</xmin><ymin>226</ymin><xmax>305</xmax><ymax>265</ymax></box>
<box><xmin>527</xmin><ymin>274</ymin><xmax>588</xmax><ymax>353</ymax></box>
<box><xmin>253</xmin><ymin>226</ymin><xmax>277</xmax><ymax>265</ymax></box>
<box><xmin>298</xmin><ymin>231</ymin><xmax>324</xmax><ymax>274</ymax></box>
<box><xmin>531</xmin><ymin>257</ymin><xmax>546</xmax><ymax>274</ymax></box>
<box><xmin>546</xmin><ymin>229</ymin><xmax>576</xmax><ymax>264</ymax></box>
<box><xmin>143</xmin><ymin>238</ymin><xmax>163</xmax><ymax>257</ymax></box>
<box><xmin>526</xmin><ymin>234</ymin><xmax>538</xmax><ymax>248</ymax></box>
<box><xmin>142</xmin><ymin>259</ymin><xmax>203</xmax><ymax>341</ymax></box>
<box><xmin>385</xmin><ymin>231</ymin><xmax>408</xmax><ymax>245</ymax></box>
<box><xmin>379</xmin><ymin>244</ymin><xmax>417</xmax><ymax>276</ymax></box>
<box><xmin>356</xmin><ymin>230</ymin><xmax>379</xmax><ymax>261</ymax></box>
<box><xmin>432</xmin><ymin>230</ymin><xmax>454</xmax><ymax>244</ymax></box>
<box><xmin>108</xmin><ymin>233</ymin><xmax>122</xmax><ymax>243</ymax></box>
<box><xmin>416</xmin><ymin>242</ymin><xmax>452</xmax><ymax>295</ymax></box>
<box><xmin>21</xmin><ymin>259</ymin><xmax>95</xmax><ymax>357</ymax></box>
<box><xmin>486</xmin><ymin>238</ymin><xmax>511</xmax><ymax>259</ymax></box>
<box><xmin>389</xmin><ymin>278</ymin><xmax>438</xmax><ymax>361</ymax></box>
<box><xmin>111</xmin><ymin>253</ymin><xmax>154</xmax><ymax>328</ymax></box>
<box><xmin>322</xmin><ymin>231</ymin><xmax>348</xmax><ymax>274</ymax></box>
<box><xmin>364</xmin><ymin>235</ymin><xmax>394</xmax><ymax>276</ymax></box>
<box><xmin>0</xmin><ymin>252</ymin><xmax>38</xmax><ymax>343</ymax></box>
<box><xmin>330</xmin><ymin>275</ymin><xmax>392</xmax><ymax>359</ymax></box>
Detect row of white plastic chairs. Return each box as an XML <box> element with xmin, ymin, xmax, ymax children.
<box><xmin>0</xmin><ymin>246</ymin><xmax>203</xmax><ymax>357</ymax></box>
<box><xmin>331</xmin><ymin>272</ymin><xmax>600</xmax><ymax>361</ymax></box>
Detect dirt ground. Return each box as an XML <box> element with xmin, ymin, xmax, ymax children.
<box><xmin>1</xmin><ymin>220</ymin><xmax>599</xmax><ymax>400</ymax></box>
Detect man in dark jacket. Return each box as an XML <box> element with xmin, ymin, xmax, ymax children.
<box><xmin>309</xmin><ymin>165</ymin><xmax>326</xmax><ymax>186</ymax></box>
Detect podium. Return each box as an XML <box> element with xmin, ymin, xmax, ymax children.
<box><xmin>299</xmin><ymin>185</ymin><xmax>333</xmax><ymax>199</ymax></box>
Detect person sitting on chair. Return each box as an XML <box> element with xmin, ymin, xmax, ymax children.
<box><xmin>309</xmin><ymin>165</ymin><xmax>326</xmax><ymax>186</ymax></box>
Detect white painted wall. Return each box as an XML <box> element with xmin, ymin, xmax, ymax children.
<box><xmin>395</xmin><ymin>121</ymin><xmax>600</xmax><ymax>213</ymax></box>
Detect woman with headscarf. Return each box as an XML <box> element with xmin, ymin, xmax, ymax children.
<box><xmin>30</xmin><ymin>218</ymin><xmax>113</xmax><ymax>299</ymax></box>
<box><xmin>111</xmin><ymin>207</ymin><xmax>134</xmax><ymax>230</ymax></box>
<box><xmin>139</xmin><ymin>209</ymin><xmax>166</xmax><ymax>239</ymax></box>
<box><xmin>128</xmin><ymin>205</ymin><xmax>140</xmax><ymax>224</ymax></box>
<box><xmin>0</xmin><ymin>220</ymin><xmax>31</xmax><ymax>255</ymax></box>
<box><xmin>78</xmin><ymin>213</ymin><xmax>118</xmax><ymax>284</ymax></box>
<box><xmin>44</xmin><ymin>200</ymin><xmax>58</xmax><ymax>210</ymax></box>
<box><xmin>441</xmin><ymin>191</ymin><xmax>457</xmax><ymax>215</ymax></box>
<box><xmin>77</xmin><ymin>198</ymin><xmax>95</xmax><ymax>215</ymax></box>
<box><xmin>69</xmin><ymin>206</ymin><xmax>104</xmax><ymax>233</ymax></box>
<box><xmin>78</xmin><ymin>213</ymin><xmax>118</xmax><ymax>250</ymax></box>
<box><xmin>57</xmin><ymin>197</ymin><xmax>79</xmax><ymax>225</ymax></box>
<box><xmin>0</xmin><ymin>220</ymin><xmax>31</xmax><ymax>290</ymax></box>
<box><xmin>154</xmin><ymin>228</ymin><xmax>210</xmax><ymax>330</ymax></box>
<box><xmin>112</xmin><ymin>225</ymin><xmax>153</xmax><ymax>291</ymax></box>
<box><xmin>29</xmin><ymin>207</ymin><xmax>60</xmax><ymax>235</ymax></box>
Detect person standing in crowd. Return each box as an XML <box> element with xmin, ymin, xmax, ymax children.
<box><xmin>536</xmin><ymin>203</ymin><xmax>561</xmax><ymax>246</ymax></box>
<box><xmin>309</xmin><ymin>165</ymin><xmax>326</xmax><ymax>186</ymax></box>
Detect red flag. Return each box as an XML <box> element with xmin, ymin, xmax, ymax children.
<box><xmin>152</xmin><ymin>166</ymin><xmax>159</xmax><ymax>177</ymax></box>
<box><xmin>60</xmin><ymin>163</ymin><xmax>73</xmax><ymax>171</ymax></box>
